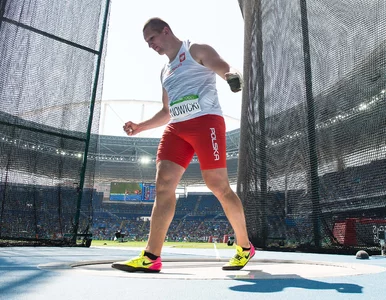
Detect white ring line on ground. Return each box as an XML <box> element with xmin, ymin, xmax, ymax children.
<box><xmin>213</xmin><ymin>242</ymin><xmax>221</xmax><ymax>259</ymax></box>
<box><xmin>38</xmin><ymin>258</ymin><xmax>386</xmax><ymax>280</ymax></box>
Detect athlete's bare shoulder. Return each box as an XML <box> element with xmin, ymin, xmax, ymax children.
<box><xmin>189</xmin><ymin>43</ymin><xmax>218</xmax><ymax>65</ymax></box>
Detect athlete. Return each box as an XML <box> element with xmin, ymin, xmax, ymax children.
<box><xmin>112</xmin><ymin>17</ymin><xmax>255</xmax><ymax>273</ymax></box>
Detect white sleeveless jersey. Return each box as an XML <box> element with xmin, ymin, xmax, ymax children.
<box><xmin>161</xmin><ymin>40</ymin><xmax>223</xmax><ymax>123</ymax></box>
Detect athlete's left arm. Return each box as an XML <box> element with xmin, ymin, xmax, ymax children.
<box><xmin>190</xmin><ymin>43</ymin><xmax>231</xmax><ymax>79</ymax></box>
<box><xmin>190</xmin><ymin>43</ymin><xmax>242</xmax><ymax>92</ymax></box>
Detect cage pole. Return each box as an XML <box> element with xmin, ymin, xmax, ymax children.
<box><xmin>72</xmin><ymin>0</ymin><xmax>111</xmax><ymax>243</ymax></box>
<box><xmin>299</xmin><ymin>0</ymin><xmax>321</xmax><ymax>248</ymax></box>
<box><xmin>255</xmin><ymin>0</ymin><xmax>268</xmax><ymax>247</ymax></box>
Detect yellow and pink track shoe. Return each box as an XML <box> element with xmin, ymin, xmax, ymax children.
<box><xmin>111</xmin><ymin>250</ymin><xmax>162</xmax><ymax>273</ymax></box>
<box><xmin>222</xmin><ymin>242</ymin><xmax>255</xmax><ymax>270</ymax></box>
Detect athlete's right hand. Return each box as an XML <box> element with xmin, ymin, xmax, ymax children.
<box><xmin>123</xmin><ymin>121</ymin><xmax>138</xmax><ymax>136</ymax></box>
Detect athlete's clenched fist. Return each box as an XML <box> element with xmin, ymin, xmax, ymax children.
<box><xmin>123</xmin><ymin>121</ymin><xmax>137</xmax><ymax>136</ymax></box>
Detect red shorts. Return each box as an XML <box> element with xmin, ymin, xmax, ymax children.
<box><xmin>157</xmin><ymin>114</ymin><xmax>227</xmax><ymax>170</ymax></box>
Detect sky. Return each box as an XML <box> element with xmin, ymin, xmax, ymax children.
<box><xmin>100</xmin><ymin>0</ymin><xmax>245</xmax><ymax>137</ymax></box>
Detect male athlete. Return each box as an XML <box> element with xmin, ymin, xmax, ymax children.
<box><xmin>112</xmin><ymin>17</ymin><xmax>254</xmax><ymax>272</ymax></box>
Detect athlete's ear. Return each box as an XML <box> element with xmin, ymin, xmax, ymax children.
<box><xmin>163</xmin><ymin>27</ymin><xmax>169</xmax><ymax>35</ymax></box>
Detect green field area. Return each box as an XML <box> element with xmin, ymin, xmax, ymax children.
<box><xmin>92</xmin><ymin>240</ymin><xmax>234</xmax><ymax>249</ymax></box>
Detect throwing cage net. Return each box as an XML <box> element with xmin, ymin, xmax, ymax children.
<box><xmin>238</xmin><ymin>0</ymin><xmax>386</xmax><ymax>254</ymax></box>
<box><xmin>0</xmin><ymin>0</ymin><xmax>110</xmax><ymax>246</ymax></box>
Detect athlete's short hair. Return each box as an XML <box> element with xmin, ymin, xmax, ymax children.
<box><xmin>143</xmin><ymin>17</ymin><xmax>172</xmax><ymax>34</ymax></box>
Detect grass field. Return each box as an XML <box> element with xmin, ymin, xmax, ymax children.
<box><xmin>91</xmin><ymin>240</ymin><xmax>234</xmax><ymax>249</ymax></box>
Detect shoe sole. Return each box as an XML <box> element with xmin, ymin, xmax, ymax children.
<box><xmin>111</xmin><ymin>263</ymin><xmax>161</xmax><ymax>273</ymax></box>
<box><xmin>222</xmin><ymin>251</ymin><xmax>255</xmax><ymax>271</ymax></box>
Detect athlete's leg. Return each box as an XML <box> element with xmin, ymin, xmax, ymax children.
<box><xmin>201</xmin><ymin>168</ymin><xmax>250</xmax><ymax>249</ymax></box>
<box><xmin>189</xmin><ymin>115</ymin><xmax>250</xmax><ymax>248</ymax></box>
<box><xmin>145</xmin><ymin>160</ymin><xmax>185</xmax><ymax>256</ymax></box>
<box><xmin>145</xmin><ymin>125</ymin><xmax>194</xmax><ymax>256</ymax></box>
<box><xmin>111</xmin><ymin>125</ymin><xmax>194</xmax><ymax>272</ymax></box>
